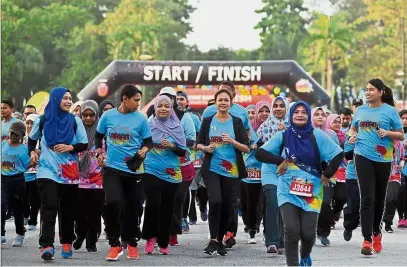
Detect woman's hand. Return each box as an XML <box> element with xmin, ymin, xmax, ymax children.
<box><xmin>376</xmin><ymin>128</ymin><xmax>389</xmax><ymax>138</ymax></box>
<box><xmin>204</xmin><ymin>143</ymin><xmax>216</xmax><ymax>154</ymax></box>
<box><xmin>161</xmin><ymin>139</ymin><xmax>175</xmax><ymax>149</ymax></box>
<box><xmin>97</xmin><ymin>153</ymin><xmax>106</xmax><ymax>167</ymax></box>
<box><xmin>321</xmin><ymin>174</ymin><xmax>329</xmax><ymax>186</ymax></box>
<box><xmin>54</xmin><ymin>144</ymin><xmax>73</xmax><ymax>153</ymax></box>
<box><xmin>276</xmin><ymin>160</ymin><xmax>287</xmax><ymax>175</ymax></box>
<box><xmin>221</xmin><ymin>133</ymin><xmax>235</xmax><ymax>145</ymax></box>
<box><xmin>278</xmin><ymin>122</ymin><xmax>285</xmax><ymax>131</ymax></box>
<box><xmin>30</xmin><ymin>151</ymin><xmax>39</xmax><ymax>165</ymax></box>
<box><xmin>136</xmin><ymin>147</ymin><xmax>148</xmax><ymax>159</ymax></box>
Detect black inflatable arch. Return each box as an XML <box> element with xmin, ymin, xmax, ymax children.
<box><xmin>77</xmin><ymin>60</ymin><xmax>330</xmax><ymax>105</ymax></box>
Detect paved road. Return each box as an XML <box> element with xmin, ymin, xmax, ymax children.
<box><xmin>2</xmin><ymin>215</ymin><xmax>407</xmax><ymax>266</ymax></box>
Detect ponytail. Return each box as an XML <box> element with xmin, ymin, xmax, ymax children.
<box><xmin>368</xmin><ymin>78</ymin><xmax>395</xmax><ymax>106</ymax></box>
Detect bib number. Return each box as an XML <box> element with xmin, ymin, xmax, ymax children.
<box><xmin>335</xmin><ymin>167</ymin><xmax>346</xmax><ymax>183</ymax></box>
<box><xmin>389</xmin><ymin>173</ymin><xmax>401</xmax><ymax>183</ymax></box>
<box><xmin>193</xmin><ymin>158</ymin><xmax>202</xmax><ymax>168</ymax></box>
<box><xmin>247</xmin><ymin>168</ymin><xmax>261</xmax><ymax>180</ymax></box>
<box><xmin>289</xmin><ymin>178</ymin><xmax>313</xmax><ymax>197</ymax></box>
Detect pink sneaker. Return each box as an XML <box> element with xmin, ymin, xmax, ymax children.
<box><xmin>144</xmin><ymin>238</ymin><xmax>156</xmax><ymax>254</ymax></box>
<box><xmin>397</xmin><ymin>219</ymin><xmax>404</xmax><ymax>228</ymax></box>
<box><xmin>159</xmin><ymin>247</ymin><xmax>170</xmax><ymax>255</ymax></box>
<box><xmin>402</xmin><ymin>219</ymin><xmax>407</xmax><ymax>228</ymax></box>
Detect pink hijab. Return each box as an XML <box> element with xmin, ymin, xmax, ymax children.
<box><xmin>327</xmin><ymin>114</ymin><xmax>346</xmax><ymax>147</ymax></box>
<box><xmin>253</xmin><ymin>101</ymin><xmax>270</xmax><ymax>132</ymax></box>
<box><xmin>311</xmin><ymin>107</ymin><xmax>329</xmax><ymax>132</ymax></box>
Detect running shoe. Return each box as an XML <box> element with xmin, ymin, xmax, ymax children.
<box><xmin>397</xmin><ymin>219</ymin><xmax>407</xmax><ymax>228</ymax></box>
<box><xmin>200</xmin><ymin>209</ymin><xmax>208</xmax><ymax>222</ymax></box>
<box><xmin>402</xmin><ymin>219</ymin><xmax>407</xmax><ymax>228</ymax></box>
<box><xmin>277</xmin><ymin>248</ymin><xmax>285</xmax><ymax>255</ymax></box>
<box><xmin>361</xmin><ymin>240</ymin><xmax>372</xmax><ymax>255</ymax></box>
<box><xmin>24</xmin><ymin>218</ymin><xmax>28</xmax><ymax>226</ymax></box>
<box><xmin>385</xmin><ymin>224</ymin><xmax>393</xmax><ymax>233</ymax></box>
<box><xmin>145</xmin><ymin>238</ymin><xmax>156</xmax><ymax>254</ymax></box>
<box><xmin>12</xmin><ymin>234</ymin><xmax>25</xmax><ymax>247</ymax></box>
<box><xmin>224</xmin><ymin>231</ymin><xmax>236</xmax><ymax>249</ymax></box>
<box><xmin>73</xmin><ymin>237</ymin><xmax>84</xmax><ymax>250</ymax></box>
<box><xmin>203</xmin><ymin>240</ymin><xmax>219</xmax><ymax>256</ymax></box>
<box><xmin>267</xmin><ymin>245</ymin><xmax>277</xmax><ymax>254</ymax></box>
<box><xmin>343</xmin><ymin>229</ymin><xmax>352</xmax><ymax>241</ymax></box>
<box><xmin>182</xmin><ymin>218</ymin><xmax>189</xmax><ymax>232</ymax></box>
<box><xmin>248</xmin><ymin>230</ymin><xmax>256</xmax><ymax>244</ymax></box>
<box><xmin>87</xmin><ymin>245</ymin><xmax>97</xmax><ymax>252</ymax></box>
<box><xmin>317</xmin><ymin>235</ymin><xmax>330</xmax><ymax>246</ymax></box>
<box><xmin>190</xmin><ymin>220</ymin><xmax>197</xmax><ymax>225</ymax></box>
<box><xmin>41</xmin><ymin>246</ymin><xmax>55</xmax><ymax>261</ymax></box>
<box><xmin>28</xmin><ymin>225</ymin><xmax>36</xmax><ymax>231</ymax></box>
<box><xmin>372</xmin><ymin>233</ymin><xmax>382</xmax><ymax>253</ymax></box>
<box><xmin>217</xmin><ymin>242</ymin><xmax>227</xmax><ymax>256</ymax></box>
<box><xmin>106</xmin><ymin>246</ymin><xmax>123</xmax><ymax>261</ymax></box>
<box><xmin>169</xmin><ymin>235</ymin><xmax>179</xmax><ymax>246</ymax></box>
<box><xmin>127</xmin><ymin>244</ymin><xmax>140</xmax><ymax>259</ymax></box>
<box><xmin>300</xmin><ymin>255</ymin><xmax>312</xmax><ymax>266</ymax></box>
<box><xmin>1</xmin><ymin>236</ymin><xmax>6</xmax><ymax>245</ymax></box>
<box><xmin>333</xmin><ymin>212</ymin><xmax>340</xmax><ymax>222</ymax></box>
<box><xmin>61</xmin><ymin>244</ymin><xmax>73</xmax><ymax>259</ymax></box>
<box><xmin>159</xmin><ymin>247</ymin><xmax>170</xmax><ymax>255</ymax></box>
<box><xmin>244</xmin><ymin>225</ymin><xmax>249</xmax><ymax>233</ymax></box>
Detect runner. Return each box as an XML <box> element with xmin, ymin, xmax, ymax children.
<box><xmin>246</xmin><ymin>104</ymin><xmax>256</xmax><ymax>126</ymax></box>
<box><xmin>95</xmin><ymin>85</ymin><xmax>152</xmax><ymax>261</ymax></box>
<box><xmin>1</xmin><ymin>121</ymin><xmax>32</xmax><ymax>246</ymax></box>
<box><xmin>339</xmin><ymin>107</ymin><xmax>353</xmax><ymax>134</ymax></box>
<box><xmin>256</xmin><ymin>101</ymin><xmax>342</xmax><ymax>266</ymax></box>
<box><xmin>2</xmin><ymin>100</ymin><xmax>20</xmax><ymax>141</ymax></box>
<box><xmin>197</xmin><ymin>88</ymin><xmax>250</xmax><ymax>256</ymax></box>
<box><xmin>256</xmin><ymin>96</ymin><xmax>290</xmax><ymax>254</ymax></box>
<box><xmin>73</xmin><ymin>100</ymin><xmax>104</xmax><ymax>252</ymax></box>
<box><xmin>23</xmin><ymin>105</ymin><xmax>36</xmax><ymax>121</ymax></box>
<box><xmin>241</xmin><ymin>101</ymin><xmax>270</xmax><ymax>244</ymax></box>
<box><xmin>142</xmin><ymin>95</ymin><xmax>187</xmax><ymax>255</ymax></box>
<box><xmin>28</xmin><ymin>87</ymin><xmax>88</xmax><ymax>260</ymax></box>
<box><xmin>71</xmin><ymin>101</ymin><xmax>83</xmax><ymax>117</ymax></box>
<box><xmin>349</xmin><ymin>78</ymin><xmax>403</xmax><ymax>255</ymax></box>
<box><xmin>99</xmin><ymin>100</ymin><xmax>115</xmax><ymax>117</ymax></box>
<box><xmin>399</xmin><ymin>109</ymin><xmax>407</xmax><ymax>228</ymax></box>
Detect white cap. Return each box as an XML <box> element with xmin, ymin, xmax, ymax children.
<box><xmin>159</xmin><ymin>87</ymin><xmax>176</xmax><ymax>96</ymax></box>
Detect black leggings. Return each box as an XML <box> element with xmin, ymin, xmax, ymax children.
<box><xmin>355</xmin><ymin>155</ymin><xmax>391</xmax><ymax>242</ymax></box>
<box><xmin>398</xmin><ymin>175</ymin><xmax>407</xmax><ymax>219</ymax></box>
<box><xmin>240</xmin><ymin>182</ymin><xmax>263</xmax><ymax>231</ymax></box>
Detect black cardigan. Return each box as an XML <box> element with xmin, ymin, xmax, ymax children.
<box><xmin>198</xmin><ymin>114</ymin><xmax>249</xmax><ymax>179</ymax></box>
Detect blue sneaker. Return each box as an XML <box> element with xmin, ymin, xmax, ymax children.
<box><xmin>300</xmin><ymin>255</ymin><xmax>312</xmax><ymax>266</ymax></box>
<box><xmin>190</xmin><ymin>220</ymin><xmax>197</xmax><ymax>225</ymax></box>
<box><xmin>61</xmin><ymin>244</ymin><xmax>73</xmax><ymax>259</ymax></box>
<box><xmin>41</xmin><ymin>246</ymin><xmax>55</xmax><ymax>261</ymax></box>
<box><xmin>12</xmin><ymin>234</ymin><xmax>25</xmax><ymax>247</ymax></box>
<box><xmin>317</xmin><ymin>235</ymin><xmax>330</xmax><ymax>246</ymax></box>
<box><xmin>182</xmin><ymin>218</ymin><xmax>189</xmax><ymax>232</ymax></box>
<box><xmin>200</xmin><ymin>209</ymin><xmax>208</xmax><ymax>222</ymax></box>
<box><xmin>1</xmin><ymin>236</ymin><xmax>6</xmax><ymax>244</ymax></box>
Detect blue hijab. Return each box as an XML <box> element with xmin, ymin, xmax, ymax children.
<box><xmin>283</xmin><ymin>101</ymin><xmax>318</xmax><ymax>170</ymax></box>
<box><xmin>43</xmin><ymin>87</ymin><xmax>76</xmax><ymax>147</ymax></box>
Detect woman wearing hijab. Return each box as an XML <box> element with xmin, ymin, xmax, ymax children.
<box><xmin>241</xmin><ymin>101</ymin><xmax>270</xmax><ymax>244</ymax></box>
<box><xmin>72</xmin><ymin>100</ymin><xmax>103</xmax><ymax>253</ymax></box>
<box><xmin>142</xmin><ymin>95</ymin><xmax>187</xmax><ymax>255</ymax></box>
<box><xmin>327</xmin><ymin>114</ymin><xmax>346</xmax><ymax>148</ymax></box>
<box><xmin>246</xmin><ymin>104</ymin><xmax>256</xmax><ymax>126</ymax></box>
<box><xmin>256</xmin><ymin>101</ymin><xmax>342</xmax><ymax>266</ymax></box>
<box><xmin>99</xmin><ymin>100</ymin><xmax>115</xmax><ymax>117</ymax></box>
<box><xmin>12</xmin><ymin>112</ymin><xmax>24</xmax><ymax>121</ymax></box>
<box><xmin>311</xmin><ymin>107</ymin><xmax>339</xmax><ymax>144</ymax></box>
<box><xmin>70</xmin><ymin>101</ymin><xmax>83</xmax><ymax>117</ymax></box>
<box><xmin>255</xmin><ymin>96</ymin><xmax>289</xmax><ymax>254</ymax></box>
<box><xmin>28</xmin><ymin>87</ymin><xmax>88</xmax><ymax>261</ymax></box>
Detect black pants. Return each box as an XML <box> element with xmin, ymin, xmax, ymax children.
<box><xmin>203</xmin><ymin>171</ymin><xmax>240</xmax><ymax>241</ymax></box>
<box><xmin>102</xmin><ymin>167</ymin><xmax>142</xmax><ymax>247</ymax></box>
<box><xmin>142</xmin><ymin>174</ymin><xmax>179</xmax><ymax>248</ymax></box>
<box><xmin>24</xmin><ymin>180</ymin><xmax>41</xmax><ymax>226</ymax></box>
<box><xmin>1</xmin><ymin>174</ymin><xmax>26</xmax><ymax>236</ymax></box>
<box><xmin>397</xmin><ymin>175</ymin><xmax>407</xmax><ymax>219</ymax></box>
<box><xmin>184</xmin><ymin>189</ymin><xmax>197</xmax><ymax>221</ymax></box>
<box><xmin>171</xmin><ymin>180</ymin><xmax>191</xmax><ymax>235</ymax></box>
<box><xmin>240</xmin><ymin>182</ymin><xmax>263</xmax><ymax>231</ymax></box>
<box><xmin>75</xmin><ymin>188</ymin><xmax>104</xmax><ymax>248</ymax></box>
<box><xmin>355</xmin><ymin>155</ymin><xmax>391</xmax><ymax>242</ymax></box>
<box><xmin>383</xmin><ymin>182</ymin><xmax>401</xmax><ymax>225</ymax></box>
<box><xmin>227</xmin><ymin>179</ymin><xmax>240</xmax><ymax>236</ymax></box>
<box><xmin>37</xmin><ymin>179</ymin><xmax>78</xmax><ymax>247</ymax></box>
<box><xmin>343</xmin><ymin>179</ymin><xmax>360</xmax><ymax>231</ymax></box>
<box><xmin>317</xmin><ymin>184</ymin><xmax>334</xmax><ymax>237</ymax></box>
<box><xmin>197</xmin><ymin>186</ymin><xmax>208</xmax><ymax>212</ymax></box>
<box><xmin>332</xmin><ymin>182</ymin><xmax>348</xmax><ymax>214</ymax></box>
<box><xmin>280</xmin><ymin>203</ymin><xmax>318</xmax><ymax>267</ymax></box>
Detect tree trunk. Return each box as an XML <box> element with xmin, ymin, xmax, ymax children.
<box><xmin>327</xmin><ymin>57</ymin><xmax>333</xmax><ymax>95</ymax></box>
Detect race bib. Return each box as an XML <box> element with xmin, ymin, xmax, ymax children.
<box><xmin>193</xmin><ymin>158</ymin><xmax>202</xmax><ymax>168</ymax></box>
<box><xmin>335</xmin><ymin>167</ymin><xmax>346</xmax><ymax>183</ymax></box>
<box><xmin>289</xmin><ymin>177</ymin><xmax>313</xmax><ymax>197</ymax></box>
<box><xmin>247</xmin><ymin>168</ymin><xmax>261</xmax><ymax>180</ymax></box>
<box><xmin>389</xmin><ymin>173</ymin><xmax>401</xmax><ymax>183</ymax></box>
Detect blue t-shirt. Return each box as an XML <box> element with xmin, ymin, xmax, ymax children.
<box><xmin>188</xmin><ymin>112</ymin><xmax>201</xmax><ymax>133</ymax></box>
<box><xmin>180</xmin><ymin>113</ymin><xmax>196</xmax><ymax>167</ymax></box>
<box><xmin>263</xmin><ymin>129</ymin><xmax>342</xmax><ymax>213</ymax></box>
<box><xmin>344</xmin><ymin>139</ymin><xmax>357</xmax><ymax>180</ymax></box>
<box><xmin>144</xmin><ymin>136</ymin><xmax>186</xmax><ymax>183</ymax></box>
<box><xmin>1</xmin><ymin>117</ymin><xmax>21</xmax><ymax>141</ymax></box>
<box><xmin>1</xmin><ymin>141</ymin><xmax>30</xmax><ymax>176</ymax></box>
<box><xmin>202</xmin><ymin>103</ymin><xmax>250</xmax><ymax>130</ymax></box>
<box><xmin>29</xmin><ymin>116</ymin><xmax>88</xmax><ymax>184</ymax></box>
<box><xmin>402</xmin><ymin>132</ymin><xmax>407</xmax><ymax>176</ymax></box>
<box><xmin>97</xmin><ymin>108</ymin><xmax>152</xmax><ymax>174</ymax></box>
<box><xmin>209</xmin><ymin>117</ymin><xmax>238</xmax><ymax>178</ymax></box>
<box><xmin>352</xmin><ymin>104</ymin><xmax>403</xmax><ymax>162</ymax></box>
<box><xmin>243</xmin><ymin>127</ymin><xmax>261</xmax><ymax>184</ymax></box>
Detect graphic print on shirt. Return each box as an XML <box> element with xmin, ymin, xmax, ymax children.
<box><xmin>359</xmin><ymin>120</ymin><xmax>393</xmax><ymax>161</ymax></box>
<box><xmin>210</xmin><ymin>133</ymin><xmax>238</xmax><ymax>177</ymax></box>
<box><xmin>149</xmin><ymin>142</ymin><xmax>182</xmax><ymax>181</ymax></box>
<box><xmin>78</xmin><ymin>146</ymin><xmax>103</xmax><ymax>189</ymax></box>
<box><xmin>109</xmin><ymin>125</ymin><xmax>131</xmax><ymax>145</ymax></box>
<box><xmin>1</xmin><ymin>142</ymin><xmax>31</xmax><ymax>176</ymax></box>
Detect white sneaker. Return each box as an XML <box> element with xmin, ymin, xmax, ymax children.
<box><xmin>1</xmin><ymin>236</ymin><xmax>6</xmax><ymax>244</ymax></box>
<box><xmin>248</xmin><ymin>234</ymin><xmax>257</xmax><ymax>244</ymax></box>
<box><xmin>12</xmin><ymin>234</ymin><xmax>25</xmax><ymax>247</ymax></box>
<box><xmin>28</xmin><ymin>225</ymin><xmax>37</xmax><ymax>231</ymax></box>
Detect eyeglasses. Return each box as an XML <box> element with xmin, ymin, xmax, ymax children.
<box><xmin>82</xmin><ymin>113</ymin><xmax>95</xmax><ymax>118</ymax></box>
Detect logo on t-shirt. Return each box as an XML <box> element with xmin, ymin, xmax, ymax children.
<box><xmin>110</xmin><ymin>132</ymin><xmax>130</xmax><ymax>145</ymax></box>
<box><xmin>1</xmin><ymin>161</ymin><xmax>16</xmax><ymax>172</ymax></box>
<box><xmin>359</xmin><ymin>121</ymin><xmax>379</xmax><ymax>131</ymax></box>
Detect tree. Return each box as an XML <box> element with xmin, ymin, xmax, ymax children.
<box><xmin>255</xmin><ymin>0</ymin><xmax>309</xmax><ymax>60</ymax></box>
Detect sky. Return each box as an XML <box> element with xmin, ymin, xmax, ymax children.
<box><xmin>185</xmin><ymin>0</ymin><xmax>337</xmax><ymax>52</ymax></box>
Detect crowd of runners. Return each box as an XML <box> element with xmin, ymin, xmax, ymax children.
<box><xmin>1</xmin><ymin>79</ymin><xmax>407</xmax><ymax>266</ymax></box>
